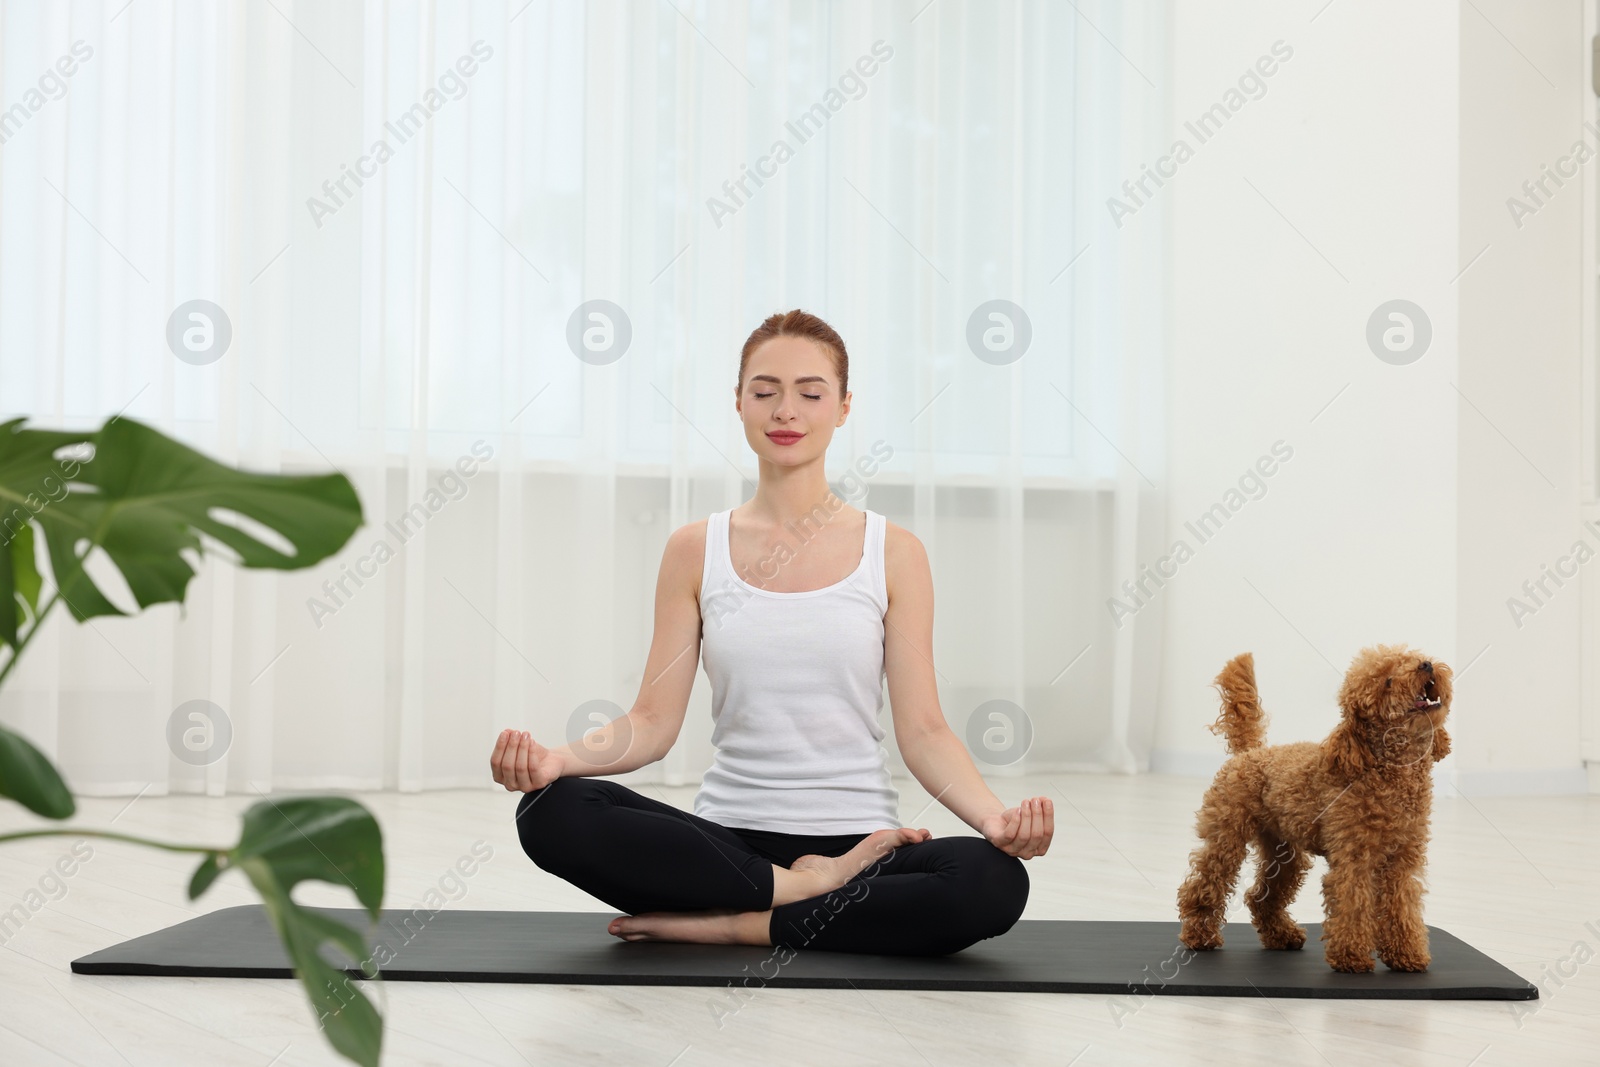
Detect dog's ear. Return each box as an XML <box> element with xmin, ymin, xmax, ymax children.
<box><xmin>1322</xmin><ymin>719</ymin><xmax>1369</xmax><ymax>779</ymax></box>
<box><xmin>1429</xmin><ymin>724</ymin><xmax>1451</xmax><ymax>762</ymax></box>
<box><xmin>1336</xmin><ymin>652</ymin><xmax>1387</xmax><ymax>722</ymax></box>
<box><xmin>1327</xmin><ymin>649</ymin><xmax>1387</xmax><ymax>779</ymax></box>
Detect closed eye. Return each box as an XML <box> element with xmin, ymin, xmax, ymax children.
<box><xmin>754</xmin><ymin>392</ymin><xmax>822</xmax><ymax>400</ymax></box>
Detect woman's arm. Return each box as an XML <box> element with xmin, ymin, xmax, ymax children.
<box><xmin>883</xmin><ymin>523</ymin><xmax>1053</xmax><ymax>858</ymax></box>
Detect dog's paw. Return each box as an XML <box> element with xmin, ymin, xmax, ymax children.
<box><xmin>1257</xmin><ymin>921</ymin><xmax>1306</xmax><ymax>951</ymax></box>
<box><xmin>1380</xmin><ymin>949</ymin><xmax>1430</xmax><ymax>972</ymax></box>
<box><xmin>1325</xmin><ymin>948</ymin><xmax>1376</xmax><ymax>974</ymax></box>
<box><xmin>1178</xmin><ymin>920</ymin><xmax>1223</xmax><ymax>950</ymax></box>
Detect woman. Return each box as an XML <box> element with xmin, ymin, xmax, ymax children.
<box><xmin>491</xmin><ymin>309</ymin><xmax>1053</xmax><ymax>956</ymax></box>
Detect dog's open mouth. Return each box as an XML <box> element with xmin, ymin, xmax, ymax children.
<box><xmin>1411</xmin><ymin>678</ymin><xmax>1441</xmax><ymax>712</ymax></box>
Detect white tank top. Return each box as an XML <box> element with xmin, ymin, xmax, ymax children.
<box><xmin>693</xmin><ymin>507</ymin><xmax>901</xmax><ymax>834</ymax></box>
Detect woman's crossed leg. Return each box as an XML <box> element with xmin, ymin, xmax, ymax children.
<box><xmin>514</xmin><ymin>776</ymin><xmax>1028</xmax><ymax>956</ymax></box>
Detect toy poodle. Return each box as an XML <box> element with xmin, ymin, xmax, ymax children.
<box><xmin>1176</xmin><ymin>644</ymin><xmax>1452</xmax><ymax>972</ymax></box>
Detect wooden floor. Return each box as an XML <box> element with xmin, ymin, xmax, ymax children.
<box><xmin>1</xmin><ymin>773</ymin><xmax>1595</xmax><ymax>1066</ymax></box>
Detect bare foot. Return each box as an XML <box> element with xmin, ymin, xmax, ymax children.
<box><xmin>789</xmin><ymin>827</ymin><xmax>930</xmax><ymax>895</ymax></box>
<box><xmin>608</xmin><ymin>909</ymin><xmax>746</xmax><ymax>945</ymax></box>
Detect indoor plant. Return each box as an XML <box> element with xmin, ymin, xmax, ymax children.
<box><xmin>0</xmin><ymin>414</ymin><xmax>385</xmax><ymax>1066</ymax></box>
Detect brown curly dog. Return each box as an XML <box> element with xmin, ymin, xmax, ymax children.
<box><xmin>1175</xmin><ymin>644</ymin><xmax>1453</xmax><ymax>973</ymax></box>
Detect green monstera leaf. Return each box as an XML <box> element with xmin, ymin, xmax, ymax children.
<box><xmin>0</xmin><ymin>414</ymin><xmax>364</xmax><ymax>817</ymax></box>
<box><xmin>0</xmin><ymin>414</ymin><xmax>363</xmax><ymax>636</ymax></box>
<box><xmin>0</xmin><ymin>414</ymin><xmax>384</xmax><ymax>1067</ymax></box>
<box><xmin>190</xmin><ymin>797</ymin><xmax>386</xmax><ymax>1067</ymax></box>
<box><xmin>0</xmin><ymin>722</ymin><xmax>74</xmax><ymax>819</ymax></box>
<box><xmin>0</xmin><ymin>419</ymin><xmax>85</xmax><ymax>649</ymax></box>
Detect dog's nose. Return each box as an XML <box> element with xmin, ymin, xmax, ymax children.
<box><xmin>1421</xmin><ymin>662</ymin><xmax>1432</xmax><ymax>673</ymax></box>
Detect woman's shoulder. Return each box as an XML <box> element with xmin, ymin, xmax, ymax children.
<box><xmin>660</xmin><ymin>519</ymin><xmax>711</xmax><ymax>602</ymax></box>
<box><xmin>665</xmin><ymin>517</ymin><xmax>710</xmax><ymax>560</ymax></box>
<box><xmin>881</xmin><ymin>516</ymin><xmax>922</xmax><ymax>554</ymax></box>
<box><xmin>881</xmin><ymin>518</ymin><xmax>928</xmax><ymax>607</ymax></box>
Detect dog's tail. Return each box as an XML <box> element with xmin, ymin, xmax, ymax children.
<box><xmin>1208</xmin><ymin>652</ymin><xmax>1267</xmax><ymax>754</ymax></box>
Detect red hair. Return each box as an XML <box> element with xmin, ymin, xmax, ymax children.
<box><xmin>738</xmin><ymin>309</ymin><xmax>849</xmax><ymax>399</ymax></box>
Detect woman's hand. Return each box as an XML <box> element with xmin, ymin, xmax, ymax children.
<box><xmin>490</xmin><ymin>730</ymin><xmax>565</xmax><ymax>792</ymax></box>
<box><xmin>978</xmin><ymin>796</ymin><xmax>1054</xmax><ymax>859</ymax></box>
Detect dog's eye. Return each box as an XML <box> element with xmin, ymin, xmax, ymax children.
<box><xmin>1385</xmin><ymin>679</ymin><xmax>1392</xmax><ymax>688</ymax></box>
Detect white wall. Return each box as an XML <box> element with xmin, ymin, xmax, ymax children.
<box><xmin>1456</xmin><ymin>0</ymin><xmax>1588</xmax><ymax>793</ymax></box>
<box><xmin>1154</xmin><ymin>0</ymin><xmax>1593</xmax><ymax>795</ymax></box>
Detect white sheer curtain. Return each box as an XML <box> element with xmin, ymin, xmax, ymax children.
<box><xmin>0</xmin><ymin>0</ymin><xmax>1168</xmax><ymax>797</ymax></box>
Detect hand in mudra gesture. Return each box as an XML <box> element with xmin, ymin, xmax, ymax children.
<box><xmin>490</xmin><ymin>730</ymin><xmax>563</xmax><ymax>793</ymax></box>
<box><xmin>978</xmin><ymin>796</ymin><xmax>1054</xmax><ymax>859</ymax></box>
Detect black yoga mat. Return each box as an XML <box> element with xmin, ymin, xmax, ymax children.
<box><xmin>71</xmin><ymin>906</ymin><xmax>1536</xmax><ymax>1000</ymax></box>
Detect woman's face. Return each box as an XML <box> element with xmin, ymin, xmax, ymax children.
<box><xmin>736</xmin><ymin>335</ymin><xmax>848</xmax><ymax>463</ymax></box>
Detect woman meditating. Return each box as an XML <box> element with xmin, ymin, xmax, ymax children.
<box><xmin>492</xmin><ymin>309</ymin><xmax>1053</xmax><ymax>956</ymax></box>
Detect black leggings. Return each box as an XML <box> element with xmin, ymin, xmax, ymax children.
<box><xmin>514</xmin><ymin>776</ymin><xmax>1030</xmax><ymax>956</ymax></box>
